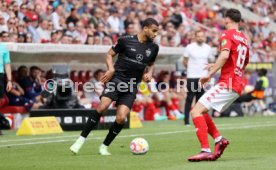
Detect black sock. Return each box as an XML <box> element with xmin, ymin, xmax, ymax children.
<box><xmin>103</xmin><ymin>121</ymin><xmax>124</xmax><ymax>146</ymax></box>
<box><xmin>81</xmin><ymin>111</ymin><xmax>102</xmax><ymax>138</ymax></box>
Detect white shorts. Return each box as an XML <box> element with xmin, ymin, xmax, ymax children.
<box><xmin>199</xmin><ymin>84</ymin><xmax>239</xmax><ymax>112</ymax></box>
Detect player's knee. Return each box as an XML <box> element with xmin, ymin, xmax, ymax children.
<box><xmin>96</xmin><ymin>104</ymin><xmax>109</xmax><ymax>113</ymax></box>
<box><xmin>190</xmin><ymin>108</ymin><xmax>201</xmax><ymax>118</ymax></box>
<box><xmin>116</xmin><ymin>115</ymin><xmax>126</xmax><ymax>124</ymax></box>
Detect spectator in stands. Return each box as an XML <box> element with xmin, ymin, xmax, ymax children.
<box><xmin>36</xmin><ymin>19</ymin><xmax>51</xmax><ymax>42</ymax></box>
<box><xmin>7</xmin><ymin>17</ymin><xmax>17</xmax><ymax>33</ymax></box>
<box><xmin>17</xmin><ymin>21</ymin><xmax>26</xmax><ymax>34</ymax></box>
<box><xmin>50</xmin><ymin>30</ymin><xmax>58</xmax><ymax>43</ymax></box>
<box><xmin>18</xmin><ymin>3</ymin><xmax>27</xmax><ymax>21</ymax></box>
<box><xmin>84</xmin><ymin>69</ymin><xmax>105</xmax><ymax>108</ymax></box>
<box><xmin>51</xmin><ymin>5</ymin><xmax>64</xmax><ymax>30</ymax></box>
<box><xmin>24</xmin><ymin>32</ymin><xmax>32</xmax><ymax>43</ymax></box>
<box><xmin>0</xmin><ymin>1</ymin><xmax>9</xmax><ymax>22</ymax></box>
<box><xmin>60</xmin><ymin>34</ymin><xmax>73</xmax><ymax>44</ymax></box>
<box><xmin>25</xmin><ymin>14</ymin><xmax>40</xmax><ymax>43</ymax></box>
<box><xmin>85</xmin><ymin>34</ymin><xmax>94</xmax><ymax>45</ymax></box>
<box><xmin>123</xmin><ymin>22</ymin><xmax>135</xmax><ymax>36</ymax></box>
<box><xmin>95</xmin><ymin>22</ymin><xmax>109</xmax><ymax>39</ymax></box>
<box><xmin>65</xmin><ymin>22</ymin><xmax>78</xmax><ymax>38</ymax></box>
<box><xmin>107</xmin><ymin>8</ymin><xmax>120</xmax><ymax>34</ymax></box>
<box><xmin>88</xmin><ymin>8</ymin><xmax>104</xmax><ymax>28</ymax></box>
<box><xmin>93</xmin><ymin>35</ymin><xmax>101</xmax><ymax>45</ymax></box>
<box><xmin>17</xmin><ymin>65</ymin><xmax>28</xmax><ymax>82</ymax></box>
<box><xmin>17</xmin><ymin>32</ymin><xmax>26</xmax><ymax>43</ymax></box>
<box><xmin>182</xmin><ymin>30</ymin><xmax>214</xmax><ymax>126</ymax></box>
<box><xmin>18</xmin><ymin>66</ymin><xmax>42</xmax><ymax>103</ymax></box>
<box><xmin>0</xmin><ymin>14</ymin><xmax>8</xmax><ymax>32</ymax></box>
<box><xmin>66</xmin><ymin>8</ymin><xmax>79</xmax><ymax>25</ymax></box>
<box><xmin>9</xmin><ymin>32</ymin><xmax>18</xmax><ymax>42</ymax></box>
<box><xmin>0</xmin><ymin>31</ymin><xmax>10</xmax><ymax>42</ymax></box>
<box><xmin>102</xmin><ymin>35</ymin><xmax>113</xmax><ymax>45</ymax></box>
<box><xmin>75</xmin><ymin>21</ymin><xmax>87</xmax><ymax>44</ymax></box>
<box><xmin>6</xmin><ymin>80</ymin><xmax>41</xmax><ymax>111</ymax></box>
<box><xmin>40</xmin><ymin>5</ymin><xmax>53</xmax><ymax>21</ymax></box>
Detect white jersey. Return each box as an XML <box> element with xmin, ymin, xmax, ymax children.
<box><xmin>183</xmin><ymin>42</ymin><xmax>213</xmax><ymax>78</ymax></box>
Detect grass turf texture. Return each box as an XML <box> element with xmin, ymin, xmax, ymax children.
<box><xmin>0</xmin><ymin>116</ymin><xmax>276</xmax><ymax>170</ymax></box>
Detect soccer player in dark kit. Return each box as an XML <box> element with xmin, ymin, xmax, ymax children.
<box><xmin>70</xmin><ymin>18</ymin><xmax>159</xmax><ymax>155</ymax></box>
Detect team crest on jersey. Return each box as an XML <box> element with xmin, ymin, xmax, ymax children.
<box><xmin>146</xmin><ymin>48</ymin><xmax>151</xmax><ymax>57</ymax></box>
<box><xmin>136</xmin><ymin>54</ymin><xmax>143</xmax><ymax>61</ymax></box>
<box><xmin>221</xmin><ymin>39</ymin><xmax>227</xmax><ymax>47</ymax></box>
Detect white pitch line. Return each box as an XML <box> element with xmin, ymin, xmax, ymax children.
<box><xmin>0</xmin><ymin>120</ymin><xmax>274</xmax><ymax>143</ymax></box>
<box><xmin>0</xmin><ymin>123</ymin><xmax>275</xmax><ymax>148</ymax></box>
<box><xmin>0</xmin><ymin>134</ymin><xmax>79</xmax><ymax>143</ymax></box>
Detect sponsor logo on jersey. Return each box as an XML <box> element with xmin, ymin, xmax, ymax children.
<box><xmin>136</xmin><ymin>54</ymin><xmax>143</xmax><ymax>61</ymax></box>
<box><xmin>221</xmin><ymin>39</ymin><xmax>227</xmax><ymax>47</ymax></box>
<box><xmin>146</xmin><ymin>48</ymin><xmax>151</xmax><ymax>57</ymax></box>
<box><xmin>104</xmin><ymin>88</ymin><xmax>110</xmax><ymax>93</ymax></box>
<box><xmin>130</xmin><ymin>48</ymin><xmax>136</xmax><ymax>51</ymax></box>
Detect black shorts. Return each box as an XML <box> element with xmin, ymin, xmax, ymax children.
<box><xmin>0</xmin><ymin>74</ymin><xmax>4</xmax><ymax>99</ymax></box>
<box><xmin>101</xmin><ymin>77</ymin><xmax>137</xmax><ymax>109</ymax></box>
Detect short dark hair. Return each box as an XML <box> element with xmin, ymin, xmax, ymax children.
<box><xmin>258</xmin><ymin>68</ymin><xmax>267</xmax><ymax>76</ymax></box>
<box><xmin>142</xmin><ymin>18</ymin><xmax>159</xmax><ymax>28</ymax></box>
<box><xmin>30</xmin><ymin>66</ymin><xmax>40</xmax><ymax>72</ymax></box>
<box><xmin>225</xmin><ymin>8</ymin><xmax>241</xmax><ymax>23</ymax></box>
<box><xmin>93</xmin><ymin>69</ymin><xmax>104</xmax><ymax>78</ymax></box>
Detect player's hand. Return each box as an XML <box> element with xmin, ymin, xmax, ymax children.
<box><xmin>143</xmin><ymin>73</ymin><xmax>152</xmax><ymax>82</ymax></box>
<box><xmin>101</xmin><ymin>69</ymin><xmax>115</xmax><ymax>83</ymax></box>
<box><xmin>199</xmin><ymin>75</ymin><xmax>211</xmax><ymax>88</ymax></box>
<box><xmin>204</xmin><ymin>63</ymin><xmax>214</xmax><ymax>71</ymax></box>
<box><xmin>6</xmin><ymin>81</ymin><xmax>12</xmax><ymax>92</ymax></box>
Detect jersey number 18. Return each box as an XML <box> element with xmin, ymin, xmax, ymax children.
<box><xmin>236</xmin><ymin>44</ymin><xmax>247</xmax><ymax>69</ymax></box>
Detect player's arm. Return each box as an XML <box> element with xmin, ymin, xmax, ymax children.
<box><xmin>183</xmin><ymin>57</ymin><xmax>188</xmax><ymax>68</ymax></box>
<box><xmin>101</xmin><ymin>48</ymin><xmax>117</xmax><ymax>83</ymax></box>
<box><xmin>182</xmin><ymin>46</ymin><xmax>189</xmax><ymax>68</ymax></box>
<box><xmin>199</xmin><ymin>50</ymin><xmax>230</xmax><ymax>87</ymax></box>
<box><xmin>4</xmin><ymin>48</ymin><xmax>12</xmax><ymax>92</ymax></box>
<box><xmin>208</xmin><ymin>50</ymin><xmax>230</xmax><ymax>77</ymax></box>
<box><xmin>143</xmin><ymin>63</ymin><xmax>154</xmax><ymax>82</ymax></box>
<box><xmin>143</xmin><ymin>45</ymin><xmax>159</xmax><ymax>82</ymax></box>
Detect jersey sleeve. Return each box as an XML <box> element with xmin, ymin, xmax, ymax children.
<box><xmin>112</xmin><ymin>37</ymin><xmax>125</xmax><ymax>54</ymax></box>
<box><xmin>3</xmin><ymin>46</ymin><xmax>11</xmax><ymax>64</ymax></box>
<box><xmin>149</xmin><ymin>45</ymin><xmax>159</xmax><ymax>65</ymax></box>
<box><xmin>219</xmin><ymin>33</ymin><xmax>232</xmax><ymax>51</ymax></box>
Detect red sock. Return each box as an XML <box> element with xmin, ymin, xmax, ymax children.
<box><xmin>203</xmin><ymin>113</ymin><xmax>220</xmax><ymax>139</ymax></box>
<box><xmin>193</xmin><ymin>116</ymin><xmax>209</xmax><ymax>149</ymax></box>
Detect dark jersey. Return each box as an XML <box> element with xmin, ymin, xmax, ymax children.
<box><xmin>112</xmin><ymin>35</ymin><xmax>159</xmax><ymax>84</ymax></box>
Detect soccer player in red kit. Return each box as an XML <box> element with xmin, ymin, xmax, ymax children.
<box><xmin>187</xmin><ymin>8</ymin><xmax>250</xmax><ymax>161</ymax></box>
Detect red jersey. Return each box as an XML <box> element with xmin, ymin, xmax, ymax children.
<box><xmin>217</xmin><ymin>29</ymin><xmax>250</xmax><ymax>95</ymax></box>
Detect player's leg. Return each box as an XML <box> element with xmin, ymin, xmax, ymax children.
<box><xmin>99</xmin><ymin>91</ymin><xmax>136</xmax><ymax>155</ymax></box>
<box><xmin>196</xmin><ymin>87</ymin><xmax>222</xmax><ymax>142</ymax></box>
<box><xmin>195</xmin><ymin>84</ymin><xmax>238</xmax><ymax>161</ymax></box>
<box><xmin>188</xmin><ymin>101</ymin><xmax>214</xmax><ymax>161</ymax></box>
<box><xmin>70</xmin><ymin>97</ymin><xmax>113</xmax><ymax>154</ymax></box>
<box><xmin>184</xmin><ymin>79</ymin><xmax>196</xmax><ymax>126</ymax></box>
<box><xmin>99</xmin><ymin>104</ymin><xmax>130</xmax><ymax>155</ymax></box>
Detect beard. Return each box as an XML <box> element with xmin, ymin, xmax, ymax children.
<box><xmin>197</xmin><ymin>40</ymin><xmax>204</xmax><ymax>45</ymax></box>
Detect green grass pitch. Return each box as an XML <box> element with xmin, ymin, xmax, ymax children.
<box><xmin>1</xmin><ymin>116</ymin><xmax>276</xmax><ymax>170</ymax></box>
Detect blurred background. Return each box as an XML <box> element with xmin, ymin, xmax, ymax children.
<box><xmin>0</xmin><ymin>0</ymin><xmax>276</xmax><ymax>130</ymax></box>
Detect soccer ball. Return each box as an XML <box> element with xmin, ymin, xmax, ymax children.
<box><xmin>130</xmin><ymin>137</ymin><xmax>149</xmax><ymax>155</ymax></box>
